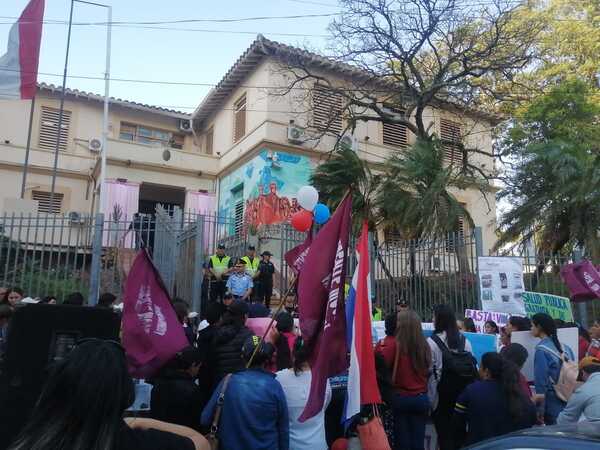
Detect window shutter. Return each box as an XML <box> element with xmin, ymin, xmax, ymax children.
<box><xmin>440</xmin><ymin>118</ymin><xmax>462</xmax><ymax>164</ymax></box>
<box><xmin>234</xmin><ymin>200</ymin><xmax>244</xmax><ymax>235</ymax></box>
<box><xmin>39</xmin><ymin>107</ymin><xmax>71</xmax><ymax>151</ymax></box>
<box><xmin>234</xmin><ymin>94</ymin><xmax>247</xmax><ymax>142</ymax></box>
<box><xmin>312</xmin><ymin>85</ymin><xmax>343</xmax><ymax>133</ymax></box>
<box><xmin>32</xmin><ymin>190</ymin><xmax>64</xmax><ymax>214</ymax></box>
<box><xmin>205</xmin><ymin>127</ymin><xmax>214</xmax><ymax>155</ymax></box>
<box><xmin>382</xmin><ymin>110</ymin><xmax>408</xmax><ymax>148</ymax></box>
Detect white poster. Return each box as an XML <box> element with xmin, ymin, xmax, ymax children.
<box><xmin>510</xmin><ymin>328</ymin><xmax>579</xmax><ymax>382</ymax></box>
<box><xmin>478</xmin><ymin>256</ymin><xmax>526</xmax><ymax>315</ymax></box>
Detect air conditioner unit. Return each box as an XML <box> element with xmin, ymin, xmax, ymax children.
<box><xmin>338</xmin><ymin>133</ymin><xmax>359</xmax><ymax>152</ymax></box>
<box><xmin>68</xmin><ymin>211</ymin><xmax>87</xmax><ymax>225</ymax></box>
<box><xmin>178</xmin><ymin>119</ymin><xmax>192</xmax><ymax>133</ymax></box>
<box><xmin>88</xmin><ymin>138</ymin><xmax>102</xmax><ymax>153</ymax></box>
<box><xmin>287</xmin><ymin>123</ymin><xmax>305</xmax><ymax>144</ymax></box>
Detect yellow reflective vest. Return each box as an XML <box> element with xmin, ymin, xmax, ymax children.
<box><xmin>210</xmin><ymin>255</ymin><xmax>231</xmax><ymax>277</ymax></box>
<box><xmin>241</xmin><ymin>255</ymin><xmax>259</xmax><ymax>277</ymax></box>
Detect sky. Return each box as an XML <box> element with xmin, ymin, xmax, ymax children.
<box><xmin>2</xmin><ymin>0</ymin><xmax>339</xmax><ymax>112</ymax></box>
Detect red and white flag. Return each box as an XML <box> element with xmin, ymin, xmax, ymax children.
<box><xmin>0</xmin><ymin>0</ymin><xmax>45</xmax><ymax>100</ymax></box>
<box><xmin>344</xmin><ymin>220</ymin><xmax>381</xmax><ymax>420</ymax></box>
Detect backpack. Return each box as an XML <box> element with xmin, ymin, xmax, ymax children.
<box><xmin>538</xmin><ymin>344</ymin><xmax>581</xmax><ymax>402</ymax></box>
<box><xmin>431</xmin><ymin>334</ymin><xmax>478</xmax><ymax>401</ymax></box>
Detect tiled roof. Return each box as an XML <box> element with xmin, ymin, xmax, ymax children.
<box><xmin>192</xmin><ymin>34</ymin><xmax>501</xmax><ymax>127</ymax></box>
<box><xmin>38</xmin><ymin>82</ymin><xmax>191</xmax><ymax>118</ymax></box>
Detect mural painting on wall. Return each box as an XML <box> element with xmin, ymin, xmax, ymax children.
<box><xmin>218</xmin><ymin>149</ymin><xmax>314</xmax><ymax>228</ymax></box>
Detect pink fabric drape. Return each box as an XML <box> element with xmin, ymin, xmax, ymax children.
<box><xmin>101</xmin><ymin>180</ymin><xmax>140</xmax><ymax>247</ymax></box>
<box><xmin>185</xmin><ymin>191</ymin><xmax>216</xmax><ymax>253</ymax></box>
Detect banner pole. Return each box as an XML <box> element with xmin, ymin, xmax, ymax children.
<box><xmin>49</xmin><ymin>0</ymin><xmax>75</xmax><ymax>210</ymax></box>
<box><xmin>20</xmin><ymin>95</ymin><xmax>36</xmax><ymax>199</ymax></box>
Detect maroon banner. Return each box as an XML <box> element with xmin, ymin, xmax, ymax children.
<box><xmin>561</xmin><ymin>260</ymin><xmax>600</xmax><ymax>302</ymax></box>
<box><xmin>284</xmin><ymin>231</ymin><xmax>313</xmax><ymax>275</ymax></box>
<box><xmin>122</xmin><ymin>250</ymin><xmax>188</xmax><ymax>378</ymax></box>
<box><xmin>298</xmin><ymin>195</ymin><xmax>352</xmax><ymax>421</ymax></box>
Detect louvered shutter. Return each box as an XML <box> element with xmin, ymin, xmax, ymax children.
<box><xmin>39</xmin><ymin>107</ymin><xmax>71</xmax><ymax>151</ymax></box>
<box><xmin>312</xmin><ymin>86</ymin><xmax>343</xmax><ymax>133</ymax></box>
<box><xmin>32</xmin><ymin>190</ymin><xmax>64</xmax><ymax>214</ymax></box>
<box><xmin>382</xmin><ymin>109</ymin><xmax>408</xmax><ymax>148</ymax></box>
<box><xmin>234</xmin><ymin>94</ymin><xmax>247</xmax><ymax>142</ymax></box>
<box><xmin>440</xmin><ymin>118</ymin><xmax>462</xmax><ymax>164</ymax></box>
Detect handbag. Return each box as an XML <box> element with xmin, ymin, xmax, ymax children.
<box><xmin>205</xmin><ymin>374</ymin><xmax>232</xmax><ymax>450</ymax></box>
<box><xmin>356</xmin><ymin>405</ymin><xmax>392</xmax><ymax>450</ymax></box>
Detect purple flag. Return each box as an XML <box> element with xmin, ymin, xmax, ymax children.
<box><xmin>284</xmin><ymin>231</ymin><xmax>313</xmax><ymax>275</ymax></box>
<box><xmin>122</xmin><ymin>250</ymin><xmax>189</xmax><ymax>378</ymax></box>
<box><xmin>561</xmin><ymin>260</ymin><xmax>600</xmax><ymax>302</ymax></box>
<box><xmin>298</xmin><ymin>195</ymin><xmax>352</xmax><ymax>422</ymax></box>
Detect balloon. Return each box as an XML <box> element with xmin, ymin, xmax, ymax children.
<box><xmin>291</xmin><ymin>210</ymin><xmax>313</xmax><ymax>232</ymax></box>
<box><xmin>313</xmin><ymin>203</ymin><xmax>331</xmax><ymax>225</ymax></box>
<box><xmin>297</xmin><ymin>186</ymin><xmax>319</xmax><ymax>211</ymax></box>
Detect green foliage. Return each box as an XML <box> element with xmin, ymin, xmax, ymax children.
<box><xmin>496</xmin><ymin>79</ymin><xmax>600</xmax><ymax>256</ymax></box>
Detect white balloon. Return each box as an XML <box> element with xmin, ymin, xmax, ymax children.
<box><xmin>297</xmin><ymin>185</ymin><xmax>319</xmax><ymax>211</ymax></box>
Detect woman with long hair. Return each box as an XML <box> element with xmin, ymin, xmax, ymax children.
<box><xmin>0</xmin><ymin>287</ymin><xmax>24</xmax><ymax>308</ymax></box>
<box><xmin>428</xmin><ymin>304</ymin><xmax>476</xmax><ymax>450</ymax></box>
<box><xmin>531</xmin><ymin>313</ymin><xmax>575</xmax><ymax>425</ymax></box>
<box><xmin>8</xmin><ymin>339</ymin><xmax>208</xmax><ymax>450</ymax></box>
<box><xmin>276</xmin><ymin>336</ymin><xmax>331</xmax><ymax>450</ymax></box>
<box><xmin>454</xmin><ymin>352</ymin><xmax>536</xmax><ymax>446</ymax></box>
<box><xmin>376</xmin><ymin>310</ymin><xmax>431</xmax><ymax>450</ymax></box>
<box><xmin>484</xmin><ymin>320</ymin><xmax>499</xmax><ymax>335</ymax></box>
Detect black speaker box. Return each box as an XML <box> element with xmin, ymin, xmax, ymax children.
<box><xmin>0</xmin><ymin>304</ymin><xmax>121</xmax><ymax>449</ymax></box>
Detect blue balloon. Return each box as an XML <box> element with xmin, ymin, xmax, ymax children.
<box><xmin>313</xmin><ymin>203</ymin><xmax>331</xmax><ymax>224</ymax></box>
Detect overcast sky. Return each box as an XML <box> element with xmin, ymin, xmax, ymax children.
<box><xmin>2</xmin><ymin>0</ymin><xmax>337</xmax><ymax>111</ymax></box>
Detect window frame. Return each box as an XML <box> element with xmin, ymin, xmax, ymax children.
<box><xmin>311</xmin><ymin>84</ymin><xmax>344</xmax><ymax>134</ymax></box>
<box><xmin>38</xmin><ymin>106</ymin><xmax>72</xmax><ymax>152</ymax></box>
<box><xmin>233</xmin><ymin>93</ymin><xmax>247</xmax><ymax>143</ymax></box>
<box><xmin>31</xmin><ymin>190</ymin><xmax>64</xmax><ymax>214</ymax></box>
<box><xmin>118</xmin><ymin>122</ymin><xmax>184</xmax><ymax>149</ymax></box>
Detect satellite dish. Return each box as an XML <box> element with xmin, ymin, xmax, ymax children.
<box><xmin>162</xmin><ymin>149</ymin><xmax>171</xmax><ymax>161</ymax></box>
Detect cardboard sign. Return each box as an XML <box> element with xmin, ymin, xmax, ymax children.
<box><xmin>522</xmin><ymin>292</ymin><xmax>574</xmax><ymax>322</ymax></box>
<box><xmin>463</xmin><ymin>332</ymin><xmax>498</xmax><ymax>364</ymax></box>
<box><xmin>510</xmin><ymin>328</ymin><xmax>579</xmax><ymax>382</ymax></box>
<box><xmin>465</xmin><ymin>309</ymin><xmax>511</xmax><ymax>333</ymax></box>
<box><xmin>478</xmin><ymin>256</ymin><xmax>526</xmax><ymax>315</ymax></box>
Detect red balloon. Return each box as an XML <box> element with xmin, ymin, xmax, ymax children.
<box><xmin>291</xmin><ymin>209</ymin><xmax>313</xmax><ymax>232</ymax></box>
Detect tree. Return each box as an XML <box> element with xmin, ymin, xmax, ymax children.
<box><xmin>276</xmin><ymin>0</ymin><xmax>539</xmax><ymax>234</ymax></box>
<box><xmin>495</xmin><ymin>79</ymin><xmax>600</xmax><ymax>283</ymax></box>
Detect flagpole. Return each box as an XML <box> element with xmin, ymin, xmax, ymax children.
<box><xmin>20</xmin><ymin>95</ymin><xmax>36</xmax><ymax>198</ymax></box>
<box><xmin>98</xmin><ymin>4</ymin><xmax>112</xmax><ymax>215</ymax></box>
<box><xmin>49</xmin><ymin>0</ymin><xmax>75</xmax><ymax>210</ymax></box>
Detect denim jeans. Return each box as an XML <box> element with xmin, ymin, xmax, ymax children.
<box><xmin>390</xmin><ymin>392</ymin><xmax>430</xmax><ymax>450</ymax></box>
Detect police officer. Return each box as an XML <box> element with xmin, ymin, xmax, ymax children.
<box><xmin>208</xmin><ymin>244</ymin><xmax>233</xmax><ymax>303</ymax></box>
<box><xmin>257</xmin><ymin>251</ymin><xmax>275</xmax><ymax>308</ymax></box>
<box><xmin>241</xmin><ymin>246</ymin><xmax>260</xmax><ymax>280</ymax></box>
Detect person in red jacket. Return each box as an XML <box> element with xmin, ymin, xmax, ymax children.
<box><xmin>587</xmin><ymin>319</ymin><xmax>600</xmax><ymax>358</ymax></box>
<box><xmin>376</xmin><ymin>310</ymin><xmax>431</xmax><ymax>450</ymax></box>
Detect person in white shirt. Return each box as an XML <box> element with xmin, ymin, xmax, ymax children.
<box><xmin>276</xmin><ymin>336</ymin><xmax>331</xmax><ymax>450</ymax></box>
<box><xmin>427</xmin><ymin>304</ymin><xmax>476</xmax><ymax>450</ymax></box>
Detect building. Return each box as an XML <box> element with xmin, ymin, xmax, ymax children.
<box><xmin>0</xmin><ymin>35</ymin><xmax>497</xmax><ymax>253</ymax></box>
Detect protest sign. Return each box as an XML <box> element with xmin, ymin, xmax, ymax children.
<box><xmin>465</xmin><ymin>309</ymin><xmax>511</xmax><ymax>333</ymax></box>
<box><xmin>478</xmin><ymin>256</ymin><xmax>526</xmax><ymax>315</ymax></box>
<box><xmin>522</xmin><ymin>292</ymin><xmax>574</xmax><ymax>322</ymax></box>
<box><xmin>246</xmin><ymin>317</ymin><xmax>278</xmax><ymax>343</ymax></box>
<box><xmin>511</xmin><ymin>327</ymin><xmax>578</xmax><ymax>382</ymax></box>
<box><xmin>464</xmin><ymin>332</ymin><xmax>498</xmax><ymax>364</ymax></box>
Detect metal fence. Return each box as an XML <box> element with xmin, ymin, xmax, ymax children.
<box><xmin>0</xmin><ymin>209</ymin><xmax>597</xmax><ymax>324</ymax></box>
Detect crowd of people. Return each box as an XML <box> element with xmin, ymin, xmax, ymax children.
<box><xmin>1</xmin><ymin>275</ymin><xmax>600</xmax><ymax>450</ymax></box>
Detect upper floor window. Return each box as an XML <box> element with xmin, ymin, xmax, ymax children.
<box><xmin>440</xmin><ymin>118</ymin><xmax>463</xmax><ymax>164</ymax></box>
<box><xmin>39</xmin><ymin>106</ymin><xmax>71</xmax><ymax>151</ymax></box>
<box><xmin>312</xmin><ymin>85</ymin><xmax>343</xmax><ymax>133</ymax></box>
<box><xmin>382</xmin><ymin>107</ymin><xmax>408</xmax><ymax>148</ymax></box>
<box><xmin>205</xmin><ymin>127</ymin><xmax>214</xmax><ymax>155</ymax></box>
<box><xmin>119</xmin><ymin>122</ymin><xmax>184</xmax><ymax>149</ymax></box>
<box><xmin>233</xmin><ymin>94</ymin><xmax>247</xmax><ymax>143</ymax></box>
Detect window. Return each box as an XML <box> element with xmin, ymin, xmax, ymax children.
<box><xmin>231</xmin><ymin>185</ymin><xmax>244</xmax><ymax>235</ymax></box>
<box><xmin>39</xmin><ymin>106</ymin><xmax>71</xmax><ymax>151</ymax></box>
<box><xmin>446</xmin><ymin>205</ymin><xmax>468</xmax><ymax>252</ymax></box>
<box><xmin>382</xmin><ymin>108</ymin><xmax>408</xmax><ymax>148</ymax></box>
<box><xmin>32</xmin><ymin>190</ymin><xmax>64</xmax><ymax>214</ymax></box>
<box><xmin>440</xmin><ymin>118</ymin><xmax>463</xmax><ymax>164</ymax></box>
<box><xmin>233</xmin><ymin>94</ymin><xmax>247</xmax><ymax>143</ymax></box>
<box><xmin>119</xmin><ymin>122</ymin><xmax>184</xmax><ymax>149</ymax></box>
<box><xmin>312</xmin><ymin>85</ymin><xmax>343</xmax><ymax>133</ymax></box>
<box><xmin>205</xmin><ymin>127</ymin><xmax>214</xmax><ymax>155</ymax></box>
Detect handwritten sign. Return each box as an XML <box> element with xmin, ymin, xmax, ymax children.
<box><xmin>522</xmin><ymin>292</ymin><xmax>573</xmax><ymax>322</ymax></box>
<box><xmin>465</xmin><ymin>309</ymin><xmax>511</xmax><ymax>333</ymax></box>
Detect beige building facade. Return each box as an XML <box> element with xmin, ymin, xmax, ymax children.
<box><xmin>0</xmin><ymin>36</ymin><xmax>498</xmax><ymax>253</ymax></box>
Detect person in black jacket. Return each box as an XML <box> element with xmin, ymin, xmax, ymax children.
<box><xmin>150</xmin><ymin>347</ymin><xmax>208</xmax><ymax>432</ymax></box>
<box><xmin>209</xmin><ymin>300</ymin><xmax>252</xmax><ymax>386</ymax></box>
